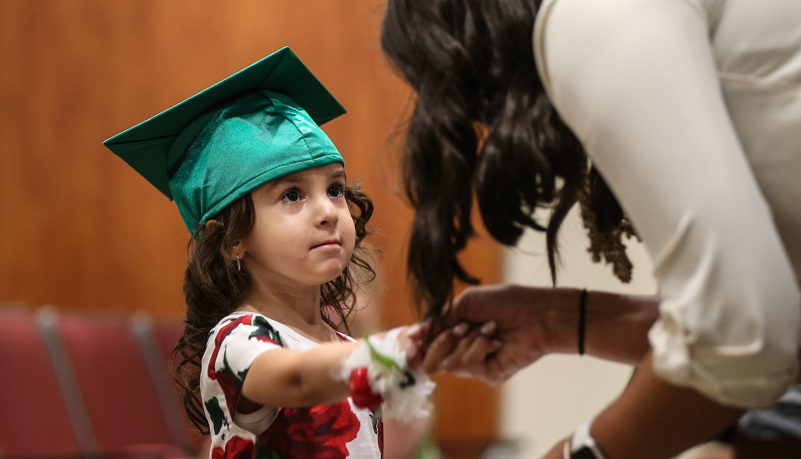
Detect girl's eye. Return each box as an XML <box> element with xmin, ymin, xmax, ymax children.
<box><xmin>328</xmin><ymin>185</ymin><xmax>345</xmax><ymax>198</ymax></box>
<box><xmin>282</xmin><ymin>190</ymin><xmax>301</xmax><ymax>202</ymax></box>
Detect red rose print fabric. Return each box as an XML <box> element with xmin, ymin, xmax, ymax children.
<box><xmin>259</xmin><ymin>401</ymin><xmax>359</xmax><ymax>457</ymax></box>
<box><xmin>200</xmin><ymin>312</ymin><xmax>382</xmax><ymax>458</ymax></box>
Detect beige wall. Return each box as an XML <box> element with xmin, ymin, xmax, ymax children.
<box><xmin>500</xmin><ymin>207</ymin><xmax>658</xmax><ymax>457</ymax></box>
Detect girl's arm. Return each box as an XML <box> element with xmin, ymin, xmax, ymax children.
<box><xmin>240</xmin><ymin>327</ymin><xmax>457</xmax><ymax>413</ymax></box>
<box><xmin>241</xmin><ymin>340</ymin><xmax>359</xmax><ymax>408</ymax></box>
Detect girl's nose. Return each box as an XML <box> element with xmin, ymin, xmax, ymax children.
<box><xmin>315</xmin><ymin>194</ymin><xmax>339</xmax><ymax>226</ymax></box>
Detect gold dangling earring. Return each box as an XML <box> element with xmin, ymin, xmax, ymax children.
<box><xmin>236</xmin><ymin>254</ymin><xmax>242</xmax><ymax>272</ymax></box>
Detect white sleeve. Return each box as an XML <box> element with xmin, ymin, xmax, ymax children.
<box><xmin>217</xmin><ymin>321</ymin><xmax>282</xmax><ymax>375</ymax></box>
<box><xmin>535</xmin><ymin>0</ymin><xmax>800</xmax><ymax>407</ymax></box>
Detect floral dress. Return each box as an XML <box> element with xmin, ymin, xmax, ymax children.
<box><xmin>200</xmin><ymin>311</ymin><xmax>383</xmax><ymax>458</ymax></box>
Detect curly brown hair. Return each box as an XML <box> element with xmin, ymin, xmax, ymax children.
<box><xmin>171</xmin><ymin>183</ymin><xmax>375</xmax><ymax>434</ymax></box>
<box><xmin>380</xmin><ymin>0</ymin><xmax>633</xmax><ymax>320</ymax></box>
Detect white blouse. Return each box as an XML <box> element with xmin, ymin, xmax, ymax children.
<box><xmin>534</xmin><ymin>0</ymin><xmax>801</xmax><ymax>408</ymax></box>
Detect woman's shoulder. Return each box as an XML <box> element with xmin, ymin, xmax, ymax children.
<box><xmin>534</xmin><ymin>0</ymin><xmax>713</xmax><ymax>42</ymax></box>
<box><xmin>533</xmin><ymin>0</ymin><xmax>713</xmax><ymax>48</ymax></box>
<box><xmin>533</xmin><ymin>0</ymin><xmax>714</xmax><ymax>101</ymax></box>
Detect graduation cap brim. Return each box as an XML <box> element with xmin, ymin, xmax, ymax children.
<box><xmin>102</xmin><ymin>46</ymin><xmax>346</xmax><ymax>199</ymax></box>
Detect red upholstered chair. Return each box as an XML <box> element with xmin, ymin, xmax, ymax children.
<box><xmin>0</xmin><ymin>304</ymin><xmax>88</xmax><ymax>457</ymax></box>
<box><xmin>38</xmin><ymin>307</ymin><xmax>185</xmax><ymax>457</ymax></box>
<box><xmin>131</xmin><ymin>313</ymin><xmax>209</xmax><ymax>454</ymax></box>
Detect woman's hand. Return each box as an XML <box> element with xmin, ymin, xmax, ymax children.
<box><xmin>412</xmin><ymin>284</ymin><xmax>566</xmax><ymax>385</ymax></box>
<box><xmin>412</xmin><ymin>284</ymin><xmax>659</xmax><ymax>383</ymax></box>
<box><xmin>409</xmin><ymin>319</ymin><xmax>502</xmax><ymax>379</ymax></box>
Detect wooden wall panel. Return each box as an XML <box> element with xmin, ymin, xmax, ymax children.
<box><xmin>0</xmin><ymin>0</ymin><xmax>499</xmax><ymax>452</ymax></box>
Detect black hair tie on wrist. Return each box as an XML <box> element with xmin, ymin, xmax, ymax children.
<box><xmin>578</xmin><ymin>289</ymin><xmax>588</xmax><ymax>356</ymax></box>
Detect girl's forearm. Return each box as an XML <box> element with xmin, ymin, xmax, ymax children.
<box><xmin>243</xmin><ymin>340</ymin><xmax>359</xmax><ymax>408</ymax></box>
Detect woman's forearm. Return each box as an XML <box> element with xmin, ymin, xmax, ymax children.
<box><xmin>441</xmin><ymin>285</ymin><xmax>661</xmax><ymax>385</ymax></box>
<box><xmin>591</xmin><ymin>352</ymin><xmax>743</xmax><ymax>459</ymax></box>
<box><xmin>547</xmin><ymin>289</ymin><xmax>660</xmax><ymax>364</ymax></box>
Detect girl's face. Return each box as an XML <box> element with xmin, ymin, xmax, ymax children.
<box><xmin>240</xmin><ymin>162</ymin><xmax>356</xmax><ymax>290</ymax></box>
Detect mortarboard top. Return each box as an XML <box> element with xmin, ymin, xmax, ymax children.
<box><xmin>103</xmin><ymin>46</ymin><xmax>347</xmax><ymax>233</ymax></box>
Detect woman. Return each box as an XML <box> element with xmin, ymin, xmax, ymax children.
<box><xmin>383</xmin><ymin>0</ymin><xmax>801</xmax><ymax>457</ymax></box>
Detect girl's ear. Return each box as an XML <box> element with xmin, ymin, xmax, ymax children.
<box><xmin>226</xmin><ymin>242</ymin><xmax>244</xmax><ymax>262</ymax></box>
<box><xmin>225</xmin><ymin>242</ymin><xmax>245</xmax><ymax>272</ymax></box>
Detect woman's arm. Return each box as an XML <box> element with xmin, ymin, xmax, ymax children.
<box><xmin>436</xmin><ymin>285</ymin><xmax>742</xmax><ymax>459</ymax></box>
<box><xmin>590</xmin><ymin>352</ymin><xmax>743</xmax><ymax>458</ymax></box>
<box><xmin>422</xmin><ymin>284</ymin><xmax>659</xmax><ymax>383</ymax></box>
<box><xmin>550</xmin><ymin>288</ymin><xmax>659</xmax><ymax>365</ymax></box>
<box><xmin>427</xmin><ymin>284</ymin><xmax>743</xmax><ymax>458</ymax></box>
<box><xmin>541</xmin><ymin>352</ymin><xmax>744</xmax><ymax>459</ymax></box>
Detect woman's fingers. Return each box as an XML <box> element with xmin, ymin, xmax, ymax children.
<box><xmin>418</xmin><ymin>321</ymin><xmax>500</xmax><ymax>373</ymax></box>
<box><xmin>426</xmin><ymin>322</ymin><xmax>501</xmax><ymax>376</ymax></box>
<box><xmin>419</xmin><ymin>322</ymin><xmax>467</xmax><ymax>373</ymax></box>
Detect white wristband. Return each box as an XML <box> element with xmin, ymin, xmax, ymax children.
<box><xmin>569</xmin><ymin>417</ymin><xmax>607</xmax><ymax>459</ymax></box>
<box><xmin>339</xmin><ymin>327</ymin><xmax>435</xmax><ymax>421</ymax></box>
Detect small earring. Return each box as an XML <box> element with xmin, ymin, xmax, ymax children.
<box><xmin>236</xmin><ymin>254</ymin><xmax>242</xmax><ymax>272</ymax></box>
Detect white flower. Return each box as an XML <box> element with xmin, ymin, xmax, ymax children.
<box><xmin>339</xmin><ymin>327</ymin><xmax>435</xmax><ymax>422</ymax></box>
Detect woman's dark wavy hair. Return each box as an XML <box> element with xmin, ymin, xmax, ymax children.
<box><xmin>381</xmin><ymin>0</ymin><xmax>625</xmax><ymax>319</ymax></box>
<box><xmin>171</xmin><ymin>184</ymin><xmax>375</xmax><ymax>434</ymax></box>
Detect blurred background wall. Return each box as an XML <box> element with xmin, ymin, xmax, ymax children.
<box><xmin>0</xmin><ymin>1</ymin><xmax>500</xmax><ymax>456</ymax></box>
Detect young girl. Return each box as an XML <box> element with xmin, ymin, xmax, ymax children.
<box><xmin>103</xmin><ymin>47</ymin><xmax>469</xmax><ymax>458</ymax></box>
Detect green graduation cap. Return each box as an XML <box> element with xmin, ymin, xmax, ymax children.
<box><xmin>103</xmin><ymin>46</ymin><xmax>346</xmax><ymax>233</ymax></box>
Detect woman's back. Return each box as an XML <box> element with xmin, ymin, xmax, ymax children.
<box><xmin>534</xmin><ymin>0</ymin><xmax>801</xmax><ymax>407</ymax></box>
<box><xmin>536</xmin><ymin>0</ymin><xmax>801</xmax><ymax>277</ymax></box>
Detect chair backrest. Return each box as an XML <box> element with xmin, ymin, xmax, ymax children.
<box><xmin>149</xmin><ymin>315</ymin><xmax>211</xmax><ymax>455</ymax></box>
<box><xmin>131</xmin><ymin>313</ymin><xmax>206</xmax><ymax>452</ymax></box>
<box><xmin>0</xmin><ymin>304</ymin><xmax>88</xmax><ymax>457</ymax></box>
<box><xmin>39</xmin><ymin>308</ymin><xmax>174</xmax><ymax>454</ymax></box>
